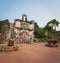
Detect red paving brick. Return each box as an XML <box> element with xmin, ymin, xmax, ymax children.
<box><xmin>0</xmin><ymin>43</ymin><xmax>60</xmax><ymax>63</ymax></box>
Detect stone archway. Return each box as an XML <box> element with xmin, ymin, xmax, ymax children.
<box><xmin>19</xmin><ymin>30</ymin><xmax>31</xmax><ymax>43</ymax></box>
<box><xmin>22</xmin><ymin>14</ymin><xmax>27</xmax><ymax>21</ymax></box>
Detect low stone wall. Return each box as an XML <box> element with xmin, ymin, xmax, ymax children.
<box><xmin>0</xmin><ymin>45</ymin><xmax>18</xmax><ymax>52</ymax></box>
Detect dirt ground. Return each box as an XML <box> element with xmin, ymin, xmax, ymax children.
<box><xmin>0</xmin><ymin>43</ymin><xmax>60</xmax><ymax>63</ymax></box>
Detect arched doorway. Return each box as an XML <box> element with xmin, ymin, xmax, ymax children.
<box><xmin>19</xmin><ymin>30</ymin><xmax>31</xmax><ymax>43</ymax></box>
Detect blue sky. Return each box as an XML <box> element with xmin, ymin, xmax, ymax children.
<box><xmin>0</xmin><ymin>0</ymin><xmax>60</xmax><ymax>30</ymax></box>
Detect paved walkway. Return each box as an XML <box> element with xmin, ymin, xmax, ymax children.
<box><xmin>0</xmin><ymin>43</ymin><xmax>60</xmax><ymax>63</ymax></box>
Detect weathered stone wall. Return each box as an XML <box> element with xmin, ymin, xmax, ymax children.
<box><xmin>14</xmin><ymin>15</ymin><xmax>34</xmax><ymax>43</ymax></box>
<box><xmin>8</xmin><ymin>15</ymin><xmax>34</xmax><ymax>43</ymax></box>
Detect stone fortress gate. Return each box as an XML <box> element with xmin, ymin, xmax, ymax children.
<box><xmin>9</xmin><ymin>14</ymin><xmax>34</xmax><ymax>44</ymax></box>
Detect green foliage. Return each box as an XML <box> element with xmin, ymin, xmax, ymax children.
<box><xmin>0</xmin><ymin>21</ymin><xmax>3</xmax><ymax>32</ymax></box>
<box><xmin>3</xmin><ymin>19</ymin><xmax>9</xmax><ymax>25</ymax></box>
<box><xmin>34</xmin><ymin>22</ymin><xmax>45</xmax><ymax>38</ymax></box>
<box><xmin>44</xmin><ymin>19</ymin><xmax>59</xmax><ymax>39</ymax></box>
<box><xmin>34</xmin><ymin>22</ymin><xmax>39</xmax><ymax>28</ymax></box>
<box><xmin>0</xmin><ymin>19</ymin><xmax>10</xmax><ymax>33</ymax></box>
<box><xmin>47</xmin><ymin>19</ymin><xmax>59</xmax><ymax>30</ymax></box>
<box><xmin>34</xmin><ymin>19</ymin><xmax>59</xmax><ymax>40</ymax></box>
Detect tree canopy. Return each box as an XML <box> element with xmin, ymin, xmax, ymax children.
<box><xmin>0</xmin><ymin>19</ymin><xmax>10</xmax><ymax>33</ymax></box>
<box><xmin>46</xmin><ymin>19</ymin><xmax>59</xmax><ymax>30</ymax></box>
